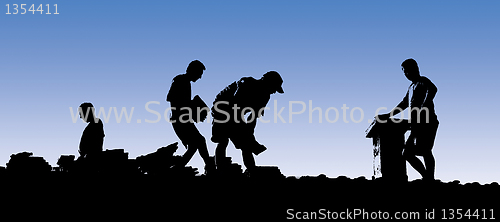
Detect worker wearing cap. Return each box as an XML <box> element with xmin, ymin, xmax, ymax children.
<box><xmin>211</xmin><ymin>71</ymin><xmax>284</xmax><ymax>171</ymax></box>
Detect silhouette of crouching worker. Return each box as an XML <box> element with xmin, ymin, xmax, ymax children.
<box><xmin>76</xmin><ymin>102</ymin><xmax>105</xmax><ymax>172</ymax></box>
<box><xmin>211</xmin><ymin>71</ymin><xmax>284</xmax><ymax>171</ymax></box>
<box><xmin>166</xmin><ymin>60</ymin><xmax>215</xmax><ymax>173</ymax></box>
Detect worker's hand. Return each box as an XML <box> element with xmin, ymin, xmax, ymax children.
<box><xmin>253</xmin><ymin>144</ymin><xmax>267</xmax><ymax>156</ymax></box>
<box><xmin>376</xmin><ymin>113</ymin><xmax>390</xmax><ymax>122</ymax></box>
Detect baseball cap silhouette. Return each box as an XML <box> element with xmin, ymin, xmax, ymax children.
<box><xmin>263</xmin><ymin>71</ymin><xmax>284</xmax><ymax>94</ymax></box>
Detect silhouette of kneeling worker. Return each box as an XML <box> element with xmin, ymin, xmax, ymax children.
<box><xmin>377</xmin><ymin>58</ymin><xmax>439</xmax><ymax>181</ymax></box>
<box><xmin>211</xmin><ymin>71</ymin><xmax>284</xmax><ymax>171</ymax></box>
<box><xmin>166</xmin><ymin>60</ymin><xmax>215</xmax><ymax>174</ymax></box>
<box><xmin>77</xmin><ymin>102</ymin><xmax>105</xmax><ymax>171</ymax></box>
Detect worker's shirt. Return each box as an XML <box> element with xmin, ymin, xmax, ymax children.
<box><xmin>402</xmin><ymin>76</ymin><xmax>438</xmax><ymax>123</ymax></box>
<box><xmin>167</xmin><ymin>74</ymin><xmax>192</xmax><ymax>120</ymax></box>
<box><xmin>79</xmin><ymin>119</ymin><xmax>105</xmax><ymax>155</ymax></box>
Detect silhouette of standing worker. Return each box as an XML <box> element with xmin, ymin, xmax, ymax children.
<box><xmin>77</xmin><ymin>102</ymin><xmax>105</xmax><ymax>169</ymax></box>
<box><xmin>166</xmin><ymin>60</ymin><xmax>215</xmax><ymax>173</ymax></box>
<box><xmin>377</xmin><ymin>58</ymin><xmax>439</xmax><ymax>181</ymax></box>
<box><xmin>211</xmin><ymin>71</ymin><xmax>284</xmax><ymax>171</ymax></box>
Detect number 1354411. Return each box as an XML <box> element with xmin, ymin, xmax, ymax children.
<box><xmin>6</xmin><ymin>4</ymin><xmax>59</xmax><ymax>14</ymax></box>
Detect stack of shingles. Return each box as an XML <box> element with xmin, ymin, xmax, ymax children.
<box><xmin>246</xmin><ymin>166</ymin><xmax>285</xmax><ymax>180</ymax></box>
<box><xmin>52</xmin><ymin>143</ymin><xmax>199</xmax><ymax>177</ymax></box>
<box><xmin>216</xmin><ymin>157</ymin><xmax>243</xmax><ymax>178</ymax></box>
<box><xmin>136</xmin><ymin>142</ymin><xmax>198</xmax><ymax>177</ymax></box>
<box><xmin>100</xmin><ymin>149</ymin><xmax>130</xmax><ymax>175</ymax></box>
<box><xmin>56</xmin><ymin>155</ymin><xmax>75</xmax><ymax>172</ymax></box>
<box><xmin>6</xmin><ymin>152</ymin><xmax>52</xmax><ymax>174</ymax></box>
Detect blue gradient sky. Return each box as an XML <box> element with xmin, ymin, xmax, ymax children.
<box><xmin>1</xmin><ymin>0</ymin><xmax>499</xmax><ymax>184</ymax></box>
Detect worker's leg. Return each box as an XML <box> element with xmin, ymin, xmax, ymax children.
<box><xmin>404</xmin><ymin>148</ymin><xmax>426</xmax><ymax>178</ymax></box>
<box><xmin>419</xmin><ymin>122</ymin><xmax>438</xmax><ymax>180</ymax></box>
<box><xmin>193</xmin><ymin>136</ymin><xmax>209</xmax><ymax>163</ymax></box>
<box><xmin>405</xmin><ymin>122</ymin><xmax>438</xmax><ymax>180</ymax></box>
<box><xmin>423</xmin><ymin>152</ymin><xmax>435</xmax><ymax>180</ymax></box>
<box><xmin>241</xmin><ymin>149</ymin><xmax>255</xmax><ymax>170</ymax></box>
<box><xmin>215</xmin><ymin>138</ymin><xmax>229</xmax><ymax>167</ymax></box>
<box><xmin>174</xmin><ymin>122</ymin><xmax>209</xmax><ymax>168</ymax></box>
<box><xmin>178</xmin><ymin>144</ymin><xmax>197</xmax><ymax>167</ymax></box>
<box><xmin>241</xmin><ymin>149</ymin><xmax>256</xmax><ymax>170</ymax></box>
<box><xmin>404</xmin><ymin>134</ymin><xmax>426</xmax><ymax>178</ymax></box>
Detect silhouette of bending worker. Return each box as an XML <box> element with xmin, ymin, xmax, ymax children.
<box><xmin>77</xmin><ymin>102</ymin><xmax>105</xmax><ymax>167</ymax></box>
<box><xmin>377</xmin><ymin>58</ymin><xmax>439</xmax><ymax>181</ymax></box>
<box><xmin>211</xmin><ymin>71</ymin><xmax>284</xmax><ymax>170</ymax></box>
<box><xmin>166</xmin><ymin>60</ymin><xmax>215</xmax><ymax>173</ymax></box>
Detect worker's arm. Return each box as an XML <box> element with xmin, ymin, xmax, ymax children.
<box><xmin>377</xmin><ymin>91</ymin><xmax>409</xmax><ymax>121</ymax></box>
<box><xmin>423</xmin><ymin>78</ymin><xmax>437</xmax><ymax>107</ymax></box>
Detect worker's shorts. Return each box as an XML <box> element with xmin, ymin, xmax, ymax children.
<box><xmin>405</xmin><ymin>120</ymin><xmax>439</xmax><ymax>156</ymax></box>
<box><xmin>172</xmin><ymin>121</ymin><xmax>205</xmax><ymax>148</ymax></box>
<box><xmin>211</xmin><ymin>122</ymin><xmax>258</xmax><ymax>151</ymax></box>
